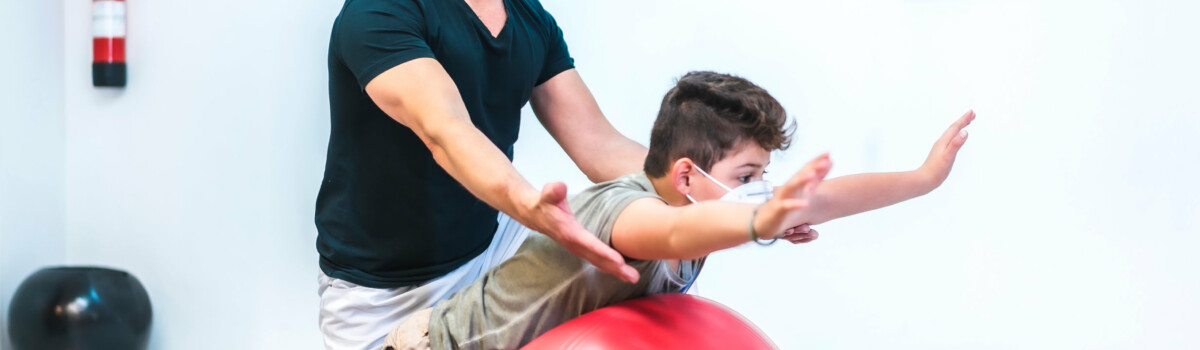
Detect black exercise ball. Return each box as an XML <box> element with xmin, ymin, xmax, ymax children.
<box><xmin>8</xmin><ymin>266</ymin><xmax>152</xmax><ymax>350</ymax></box>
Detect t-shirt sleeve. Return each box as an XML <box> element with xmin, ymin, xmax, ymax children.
<box><xmin>571</xmin><ymin>182</ymin><xmax>662</xmax><ymax>249</ymax></box>
<box><xmin>534</xmin><ymin>9</ymin><xmax>575</xmax><ymax>86</ymax></box>
<box><xmin>334</xmin><ymin>0</ymin><xmax>436</xmax><ymax>89</ymax></box>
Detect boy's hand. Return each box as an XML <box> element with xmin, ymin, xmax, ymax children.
<box><xmin>920</xmin><ymin>110</ymin><xmax>975</xmax><ymax>187</ymax></box>
<box><xmin>754</xmin><ymin>154</ymin><xmax>832</xmax><ymax>240</ymax></box>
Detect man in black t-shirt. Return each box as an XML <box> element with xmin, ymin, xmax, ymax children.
<box><xmin>315</xmin><ymin>0</ymin><xmax>659</xmax><ymax>348</ymax></box>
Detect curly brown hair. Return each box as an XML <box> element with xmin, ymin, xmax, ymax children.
<box><xmin>643</xmin><ymin>71</ymin><xmax>795</xmax><ymax>177</ymax></box>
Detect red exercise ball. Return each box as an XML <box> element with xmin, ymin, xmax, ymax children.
<box><xmin>522</xmin><ymin>293</ymin><xmax>776</xmax><ymax>350</ymax></box>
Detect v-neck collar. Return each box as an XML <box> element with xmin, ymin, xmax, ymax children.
<box><xmin>457</xmin><ymin>0</ymin><xmax>512</xmax><ymax>43</ymax></box>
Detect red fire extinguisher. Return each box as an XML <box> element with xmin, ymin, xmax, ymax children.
<box><xmin>93</xmin><ymin>0</ymin><xmax>126</xmax><ymax>87</ymax></box>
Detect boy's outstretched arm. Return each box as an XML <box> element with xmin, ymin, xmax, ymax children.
<box><xmin>801</xmin><ymin>110</ymin><xmax>975</xmax><ymax>226</ymax></box>
<box><xmin>611</xmin><ymin>155</ymin><xmax>832</xmax><ymax>261</ymax></box>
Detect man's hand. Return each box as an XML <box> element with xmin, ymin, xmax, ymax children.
<box><xmin>920</xmin><ymin>110</ymin><xmax>975</xmax><ymax>187</ymax></box>
<box><xmin>780</xmin><ymin>224</ymin><xmax>819</xmax><ymax>244</ymax></box>
<box><xmin>754</xmin><ymin>154</ymin><xmax>833</xmax><ymax>240</ymax></box>
<box><xmin>519</xmin><ymin>182</ymin><xmax>640</xmax><ymax>283</ymax></box>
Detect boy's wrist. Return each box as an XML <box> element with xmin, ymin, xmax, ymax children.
<box><xmin>749</xmin><ymin>205</ymin><xmax>782</xmax><ymax>245</ymax></box>
<box><xmin>916</xmin><ymin>165</ymin><xmax>945</xmax><ymax>192</ymax></box>
<box><xmin>752</xmin><ymin>203</ymin><xmax>780</xmax><ymax>240</ymax></box>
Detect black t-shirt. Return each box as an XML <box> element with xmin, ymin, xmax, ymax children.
<box><xmin>317</xmin><ymin>0</ymin><xmax>575</xmax><ymax>288</ymax></box>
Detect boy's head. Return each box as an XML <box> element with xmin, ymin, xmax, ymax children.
<box><xmin>644</xmin><ymin>71</ymin><xmax>794</xmax><ymax>203</ymax></box>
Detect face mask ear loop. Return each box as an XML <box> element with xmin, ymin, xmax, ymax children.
<box><xmin>692</xmin><ymin>165</ymin><xmax>734</xmax><ymax>193</ymax></box>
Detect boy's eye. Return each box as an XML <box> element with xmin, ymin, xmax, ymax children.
<box><xmin>738</xmin><ymin>175</ymin><xmax>752</xmax><ymax>184</ymax></box>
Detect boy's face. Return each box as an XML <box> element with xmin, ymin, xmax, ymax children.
<box><xmin>688</xmin><ymin>140</ymin><xmax>771</xmax><ymax>201</ymax></box>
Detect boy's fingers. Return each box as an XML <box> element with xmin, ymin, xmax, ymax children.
<box><xmin>955</xmin><ymin>110</ymin><xmax>975</xmax><ymax>129</ymax></box>
<box><xmin>951</xmin><ymin>130</ymin><xmax>968</xmax><ymax>149</ymax></box>
<box><xmin>799</xmin><ymin>159</ymin><xmax>831</xmax><ymax>198</ymax></box>
<box><xmin>784</xmin><ymin>153</ymin><xmax>831</xmax><ymax>194</ymax></box>
<box><xmin>940</xmin><ymin>110</ymin><xmax>975</xmax><ymax>147</ymax></box>
<box><xmin>780</xmin><ymin>199</ymin><xmax>809</xmax><ymax>211</ymax></box>
<box><xmin>783</xmin><ymin>168</ymin><xmax>813</xmax><ymax>191</ymax></box>
<box><xmin>941</xmin><ymin>129</ymin><xmax>970</xmax><ymax>161</ymax></box>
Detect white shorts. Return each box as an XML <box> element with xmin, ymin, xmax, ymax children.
<box><xmin>317</xmin><ymin>213</ymin><xmax>529</xmax><ymax>350</ymax></box>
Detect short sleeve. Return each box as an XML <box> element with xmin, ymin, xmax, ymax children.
<box><xmin>535</xmin><ymin>10</ymin><xmax>575</xmax><ymax>86</ymax></box>
<box><xmin>335</xmin><ymin>0</ymin><xmax>436</xmax><ymax>89</ymax></box>
<box><xmin>568</xmin><ymin>175</ymin><xmax>664</xmax><ymax>250</ymax></box>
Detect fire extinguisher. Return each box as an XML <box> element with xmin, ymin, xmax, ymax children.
<box><xmin>93</xmin><ymin>0</ymin><xmax>126</xmax><ymax>87</ymax></box>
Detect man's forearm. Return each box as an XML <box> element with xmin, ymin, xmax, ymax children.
<box><xmin>529</xmin><ymin>70</ymin><xmax>648</xmax><ymax>184</ymax></box>
<box><xmin>576</xmin><ymin>136</ymin><xmax>648</xmax><ymax>183</ymax></box>
<box><xmin>422</xmin><ymin>115</ymin><xmax>537</xmax><ymax>219</ymax></box>
<box><xmin>806</xmin><ymin>170</ymin><xmax>937</xmax><ymax>225</ymax></box>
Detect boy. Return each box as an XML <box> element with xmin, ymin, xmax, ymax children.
<box><xmin>385</xmin><ymin>71</ymin><xmax>974</xmax><ymax>350</ymax></box>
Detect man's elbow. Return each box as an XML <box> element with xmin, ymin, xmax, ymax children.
<box><xmin>413</xmin><ymin>114</ymin><xmax>470</xmax><ymax>153</ymax></box>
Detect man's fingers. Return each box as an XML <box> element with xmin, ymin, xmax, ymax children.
<box><xmin>573</xmin><ymin>230</ymin><xmax>639</xmax><ymax>283</ymax></box>
<box><xmin>618</xmin><ymin>265</ymin><xmax>639</xmax><ymax>283</ymax></box>
<box><xmin>783</xmin><ymin>230</ymin><xmax>818</xmax><ymax>244</ymax></box>
<box><xmin>576</xmin><ymin>246</ymin><xmax>638</xmax><ymax>284</ymax></box>
<box><xmin>596</xmin><ymin>255</ymin><xmax>639</xmax><ymax>284</ymax></box>
<box><xmin>535</xmin><ymin>181</ymin><xmax>639</xmax><ymax>284</ymax></box>
<box><xmin>781</xmin><ymin>225</ymin><xmax>818</xmax><ymax>244</ymax></box>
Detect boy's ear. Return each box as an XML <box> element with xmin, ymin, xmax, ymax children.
<box><xmin>670</xmin><ymin>158</ymin><xmax>696</xmax><ymax>196</ymax></box>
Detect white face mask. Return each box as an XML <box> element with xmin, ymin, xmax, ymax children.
<box><xmin>685</xmin><ymin>165</ymin><xmax>774</xmax><ymax>205</ymax></box>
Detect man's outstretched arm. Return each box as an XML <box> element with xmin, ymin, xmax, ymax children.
<box><xmin>365</xmin><ymin>58</ymin><xmax>639</xmax><ymax>283</ymax></box>
<box><xmin>531</xmin><ymin>69</ymin><xmax>649</xmax><ymax>183</ymax></box>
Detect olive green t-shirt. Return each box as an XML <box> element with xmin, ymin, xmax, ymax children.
<box><xmin>427</xmin><ymin>173</ymin><xmax>705</xmax><ymax>349</ymax></box>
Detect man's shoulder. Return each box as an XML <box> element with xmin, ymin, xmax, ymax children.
<box><xmin>343</xmin><ymin>0</ymin><xmax>425</xmax><ymax>9</ymax></box>
<box><xmin>338</xmin><ymin>0</ymin><xmax>431</xmax><ymax>20</ymax></box>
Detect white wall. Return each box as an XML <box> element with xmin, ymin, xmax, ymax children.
<box><xmin>517</xmin><ymin>0</ymin><xmax>1200</xmax><ymax>348</ymax></box>
<box><xmin>13</xmin><ymin>0</ymin><xmax>1192</xmax><ymax>349</ymax></box>
<box><xmin>0</xmin><ymin>0</ymin><xmax>65</xmax><ymax>349</ymax></box>
<box><xmin>60</xmin><ymin>0</ymin><xmax>341</xmax><ymax>348</ymax></box>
